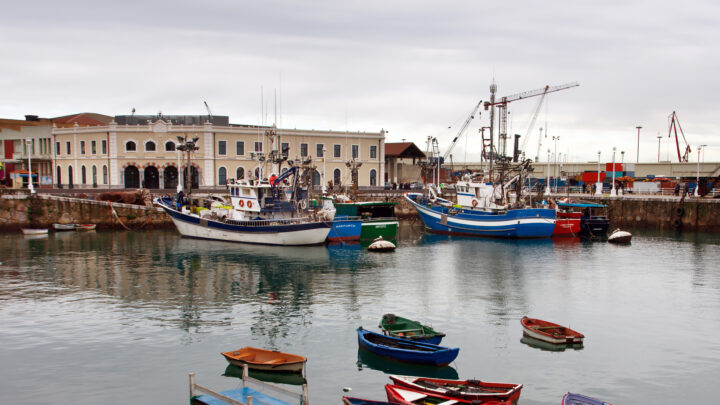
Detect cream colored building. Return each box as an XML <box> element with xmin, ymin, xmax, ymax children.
<box><xmin>51</xmin><ymin>114</ymin><xmax>386</xmax><ymax>190</ymax></box>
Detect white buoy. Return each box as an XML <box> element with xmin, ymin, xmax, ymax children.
<box><xmin>367</xmin><ymin>236</ymin><xmax>396</xmax><ymax>252</ymax></box>
<box><xmin>343</xmin><ymin>387</ymin><xmax>352</xmax><ymax>392</ymax></box>
<box><xmin>608</xmin><ymin>228</ymin><xmax>632</xmax><ymax>244</ymax></box>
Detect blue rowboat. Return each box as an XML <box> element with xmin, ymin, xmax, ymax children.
<box><xmin>404</xmin><ymin>193</ymin><xmax>555</xmax><ymax>239</ymax></box>
<box><xmin>356</xmin><ymin>327</ymin><xmax>459</xmax><ymax>366</ymax></box>
<box><xmin>562</xmin><ymin>392</ymin><xmax>612</xmax><ymax>405</ymax></box>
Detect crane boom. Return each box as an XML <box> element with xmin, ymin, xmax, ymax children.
<box><xmin>442</xmin><ymin>100</ymin><xmax>483</xmax><ymax>160</ymax></box>
<box><xmin>520</xmin><ymin>92</ymin><xmax>548</xmax><ymax>152</ymax></box>
<box><xmin>485</xmin><ymin>81</ymin><xmax>579</xmax><ymax>107</ymax></box>
<box><xmin>668</xmin><ymin>111</ymin><xmax>691</xmax><ymax>162</ymax></box>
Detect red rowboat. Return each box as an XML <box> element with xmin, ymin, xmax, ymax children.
<box><xmin>521</xmin><ymin>317</ymin><xmax>584</xmax><ymax>345</ymax></box>
<box><xmin>385</xmin><ymin>384</ymin><xmax>511</xmax><ymax>405</ymax></box>
<box><xmin>389</xmin><ymin>375</ymin><xmax>522</xmax><ymax>402</ymax></box>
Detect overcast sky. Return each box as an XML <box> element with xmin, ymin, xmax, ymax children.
<box><xmin>2</xmin><ymin>0</ymin><xmax>718</xmax><ymax>162</ymax></box>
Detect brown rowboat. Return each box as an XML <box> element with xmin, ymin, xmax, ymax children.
<box><xmin>221</xmin><ymin>347</ymin><xmax>306</xmax><ymax>373</ymax></box>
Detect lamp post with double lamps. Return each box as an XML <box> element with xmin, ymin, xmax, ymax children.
<box><xmin>552</xmin><ymin>136</ymin><xmax>560</xmax><ymax>193</ymax></box>
<box><xmin>177</xmin><ymin>135</ymin><xmax>200</xmax><ymax>195</ymax></box>
<box><xmin>595</xmin><ymin>150</ymin><xmax>602</xmax><ymax>195</ymax></box>
<box><xmin>322</xmin><ymin>146</ymin><xmax>327</xmax><ymax>194</ymax></box>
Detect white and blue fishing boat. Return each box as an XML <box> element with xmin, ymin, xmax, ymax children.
<box><xmin>156</xmin><ymin>166</ymin><xmax>332</xmax><ymax>246</ymax></box>
<box><xmin>405</xmin><ymin>165</ymin><xmax>555</xmax><ymax>238</ymax></box>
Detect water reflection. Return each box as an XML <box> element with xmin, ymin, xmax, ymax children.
<box><xmin>223</xmin><ymin>365</ymin><xmax>307</xmax><ymax>386</ymax></box>
<box><xmin>520</xmin><ymin>336</ymin><xmax>584</xmax><ymax>352</ymax></box>
<box><xmin>356</xmin><ymin>348</ymin><xmax>459</xmax><ymax>380</ymax></box>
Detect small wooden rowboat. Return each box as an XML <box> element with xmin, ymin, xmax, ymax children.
<box><xmin>357</xmin><ymin>327</ymin><xmax>459</xmax><ymax>366</ymax></box>
<box><xmin>53</xmin><ymin>223</ymin><xmax>75</xmax><ymax>231</ymax></box>
<box><xmin>389</xmin><ymin>375</ymin><xmax>523</xmax><ymax>402</ymax></box>
<box><xmin>221</xmin><ymin>347</ymin><xmax>306</xmax><ymax>373</ymax></box>
<box><xmin>385</xmin><ymin>384</ymin><xmax>511</xmax><ymax>405</ymax></box>
<box><xmin>21</xmin><ymin>228</ymin><xmax>48</xmax><ymax>235</ymax></box>
<box><xmin>74</xmin><ymin>224</ymin><xmax>97</xmax><ymax>232</ymax></box>
<box><xmin>607</xmin><ymin>229</ymin><xmax>632</xmax><ymax>244</ymax></box>
<box><xmin>562</xmin><ymin>392</ymin><xmax>612</xmax><ymax>405</ymax></box>
<box><xmin>521</xmin><ymin>317</ymin><xmax>584</xmax><ymax>345</ymax></box>
<box><xmin>379</xmin><ymin>314</ymin><xmax>445</xmax><ymax>344</ymax></box>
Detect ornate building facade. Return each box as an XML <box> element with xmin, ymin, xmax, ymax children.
<box><xmin>51</xmin><ymin>114</ymin><xmax>386</xmax><ymax>190</ymax></box>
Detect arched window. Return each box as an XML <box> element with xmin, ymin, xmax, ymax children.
<box><xmin>56</xmin><ymin>166</ymin><xmax>62</xmax><ymax>186</ymax></box>
<box><xmin>165</xmin><ymin>141</ymin><xmax>176</xmax><ymax>151</ymax></box>
<box><xmin>92</xmin><ymin>165</ymin><xmax>97</xmax><ymax>186</ymax></box>
<box><xmin>333</xmin><ymin>168</ymin><xmax>341</xmax><ymax>186</ymax></box>
<box><xmin>145</xmin><ymin>141</ymin><xmax>156</xmax><ymax>151</ymax></box>
<box><xmin>102</xmin><ymin>165</ymin><xmax>108</xmax><ymax>184</ymax></box>
<box><xmin>236</xmin><ymin>167</ymin><xmax>245</xmax><ymax>180</ymax></box>
<box><xmin>218</xmin><ymin>167</ymin><xmax>227</xmax><ymax>185</ymax></box>
<box><xmin>370</xmin><ymin>169</ymin><xmax>377</xmax><ymax>186</ymax></box>
<box><xmin>312</xmin><ymin>170</ymin><xmax>320</xmax><ymax>186</ymax></box>
<box><xmin>125</xmin><ymin>141</ymin><xmax>136</xmax><ymax>151</ymax></box>
<box><xmin>81</xmin><ymin>165</ymin><xmax>87</xmax><ymax>185</ymax></box>
<box><xmin>254</xmin><ymin>167</ymin><xmax>260</xmax><ymax>179</ymax></box>
<box><xmin>68</xmin><ymin>166</ymin><xmax>73</xmax><ymax>187</ymax></box>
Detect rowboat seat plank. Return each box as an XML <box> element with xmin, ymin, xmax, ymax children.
<box><xmin>390</xmin><ymin>329</ymin><xmax>423</xmax><ymax>333</ymax></box>
<box><xmin>264</xmin><ymin>358</ymin><xmax>287</xmax><ymax>364</ymax></box>
<box><xmin>233</xmin><ymin>353</ymin><xmax>254</xmax><ymax>359</ymax></box>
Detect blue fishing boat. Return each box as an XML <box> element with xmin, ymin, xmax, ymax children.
<box><xmin>405</xmin><ymin>192</ymin><xmax>555</xmax><ymax>238</ymax></box>
<box><xmin>356</xmin><ymin>327</ymin><xmax>459</xmax><ymax>366</ymax></box>
<box><xmin>562</xmin><ymin>392</ymin><xmax>612</xmax><ymax>405</ymax></box>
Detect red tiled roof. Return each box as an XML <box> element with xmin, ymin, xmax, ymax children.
<box><xmin>52</xmin><ymin>113</ymin><xmax>111</xmax><ymax>127</ymax></box>
<box><xmin>385</xmin><ymin>142</ymin><xmax>426</xmax><ymax>158</ymax></box>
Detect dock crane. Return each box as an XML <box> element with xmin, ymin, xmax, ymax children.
<box><xmin>668</xmin><ymin>111</ymin><xmax>691</xmax><ymax>162</ymax></box>
<box><xmin>484</xmin><ymin>82</ymin><xmax>579</xmax><ymax>159</ymax></box>
<box><xmin>441</xmin><ymin>100</ymin><xmax>483</xmax><ymax>163</ymax></box>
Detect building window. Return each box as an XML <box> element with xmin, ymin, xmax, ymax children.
<box><xmin>56</xmin><ymin>142</ymin><xmax>60</xmax><ymax>155</ymax></box>
<box><xmin>236</xmin><ymin>167</ymin><xmax>244</xmax><ymax>180</ymax></box>
<box><xmin>145</xmin><ymin>141</ymin><xmax>156</xmax><ymax>152</ymax></box>
<box><xmin>254</xmin><ymin>142</ymin><xmax>263</xmax><ymax>152</ymax></box>
<box><xmin>101</xmin><ymin>140</ymin><xmax>107</xmax><ymax>154</ymax></box>
<box><xmin>300</xmin><ymin>143</ymin><xmax>308</xmax><ymax>157</ymax></box>
<box><xmin>218</xmin><ymin>140</ymin><xmax>226</xmax><ymax>155</ymax></box>
<box><xmin>68</xmin><ymin>165</ymin><xmax>73</xmax><ymax>186</ymax></box>
<box><xmin>91</xmin><ymin>140</ymin><xmax>96</xmax><ymax>154</ymax></box>
<box><xmin>254</xmin><ymin>167</ymin><xmax>260</xmax><ymax>179</ymax></box>
<box><xmin>81</xmin><ymin>165</ymin><xmax>87</xmax><ymax>185</ymax></box>
<box><xmin>370</xmin><ymin>145</ymin><xmax>377</xmax><ymax>159</ymax></box>
<box><xmin>165</xmin><ymin>141</ymin><xmax>176</xmax><ymax>151</ymax></box>
<box><xmin>352</xmin><ymin>144</ymin><xmax>359</xmax><ymax>159</ymax></box>
<box><xmin>92</xmin><ymin>165</ymin><xmax>97</xmax><ymax>186</ymax></box>
<box><xmin>218</xmin><ymin>167</ymin><xmax>227</xmax><ymax>185</ymax></box>
<box><xmin>281</xmin><ymin>142</ymin><xmax>289</xmax><ymax>157</ymax></box>
<box><xmin>370</xmin><ymin>169</ymin><xmax>377</xmax><ymax>186</ymax></box>
<box><xmin>236</xmin><ymin>141</ymin><xmax>244</xmax><ymax>155</ymax></box>
<box><xmin>333</xmin><ymin>168</ymin><xmax>341</xmax><ymax>185</ymax></box>
<box><xmin>126</xmin><ymin>141</ymin><xmax>136</xmax><ymax>151</ymax></box>
<box><xmin>316</xmin><ymin>144</ymin><xmax>324</xmax><ymax>158</ymax></box>
<box><xmin>56</xmin><ymin>166</ymin><xmax>61</xmax><ymax>185</ymax></box>
<box><xmin>103</xmin><ymin>165</ymin><xmax>108</xmax><ymax>184</ymax></box>
<box><xmin>66</xmin><ymin>141</ymin><xmax>71</xmax><ymax>155</ymax></box>
<box><xmin>80</xmin><ymin>141</ymin><xmax>86</xmax><ymax>155</ymax></box>
<box><xmin>334</xmin><ymin>144</ymin><xmax>341</xmax><ymax>158</ymax></box>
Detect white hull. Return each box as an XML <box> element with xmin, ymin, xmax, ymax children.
<box><xmin>170</xmin><ymin>216</ymin><xmax>330</xmax><ymax>246</ymax></box>
<box><xmin>21</xmin><ymin>228</ymin><xmax>48</xmax><ymax>235</ymax></box>
<box><xmin>522</xmin><ymin>326</ymin><xmax>584</xmax><ymax>344</ymax></box>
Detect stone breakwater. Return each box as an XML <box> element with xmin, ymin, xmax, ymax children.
<box><xmin>0</xmin><ymin>193</ymin><xmax>173</xmax><ymax>231</ymax></box>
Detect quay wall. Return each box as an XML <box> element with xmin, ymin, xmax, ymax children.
<box><xmin>355</xmin><ymin>190</ymin><xmax>720</xmax><ymax>232</ymax></box>
<box><xmin>0</xmin><ymin>193</ymin><xmax>173</xmax><ymax>231</ymax></box>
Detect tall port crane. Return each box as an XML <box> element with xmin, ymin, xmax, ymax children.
<box><xmin>668</xmin><ymin>111</ymin><xmax>691</xmax><ymax>162</ymax></box>
<box><xmin>484</xmin><ymin>81</ymin><xmax>579</xmax><ymax>159</ymax></box>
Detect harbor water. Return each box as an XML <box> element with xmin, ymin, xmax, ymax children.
<box><xmin>1</xmin><ymin>224</ymin><xmax>719</xmax><ymax>404</ymax></box>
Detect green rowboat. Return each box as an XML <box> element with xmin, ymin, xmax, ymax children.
<box><xmin>379</xmin><ymin>313</ymin><xmax>445</xmax><ymax>344</ymax></box>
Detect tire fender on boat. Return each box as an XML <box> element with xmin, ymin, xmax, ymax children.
<box><xmin>239</xmin><ymin>200</ymin><xmax>244</xmax><ymax>207</ymax></box>
<box><xmin>472</xmin><ymin>199</ymin><xmax>478</xmax><ymax>207</ymax></box>
<box><xmin>247</xmin><ymin>201</ymin><xmax>253</xmax><ymax>209</ymax></box>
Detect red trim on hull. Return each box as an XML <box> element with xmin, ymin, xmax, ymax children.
<box><xmin>327</xmin><ymin>235</ymin><xmax>361</xmax><ymax>242</ymax></box>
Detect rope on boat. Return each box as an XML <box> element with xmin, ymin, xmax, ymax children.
<box><xmin>110</xmin><ymin>204</ymin><xmax>132</xmax><ymax>231</ymax></box>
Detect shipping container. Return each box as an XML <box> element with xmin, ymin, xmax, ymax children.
<box><xmin>605</xmin><ymin>163</ymin><xmax>623</xmax><ymax>172</ymax></box>
<box><xmin>582</xmin><ymin>171</ymin><xmax>606</xmax><ymax>183</ymax></box>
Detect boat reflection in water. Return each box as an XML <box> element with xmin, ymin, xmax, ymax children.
<box><xmin>223</xmin><ymin>365</ymin><xmax>307</xmax><ymax>386</ymax></box>
<box><xmin>520</xmin><ymin>336</ymin><xmax>584</xmax><ymax>352</ymax></box>
<box><xmin>356</xmin><ymin>348</ymin><xmax>458</xmax><ymax>380</ymax></box>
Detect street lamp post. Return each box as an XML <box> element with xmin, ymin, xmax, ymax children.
<box><xmin>545</xmin><ymin>149</ymin><xmax>551</xmax><ymax>196</ymax></box>
<box><xmin>177</xmin><ymin>135</ymin><xmax>200</xmax><ymax>195</ymax></box>
<box><xmin>636</xmin><ymin>126</ymin><xmax>642</xmax><ymax>163</ymax></box>
<box><xmin>610</xmin><ymin>147</ymin><xmax>617</xmax><ymax>197</ymax></box>
<box><xmin>552</xmin><ymin>136</ymin><xmax>559</xmax><ymax>193</ymax></box>
<box><xmin>657</xmin><ymin>136</ymin><xmax>662</xmax><ymax>162</ymax></box>
<box><xmin>176</xmin><ymin>144</ymin><xmax>183</xmax><ymax>193</ymax></box>
<box><xmin>695</xmin><ymin>145</ymin><xmax>708</xmax><ymax>197</ymax></box>
<box><xmin>26</xmin><ymin>139</ymin><xmax>34</xmax><ymax>194</ymax></box>
<box><xmin>322</xmin><ymin>146</ymin><xmax>327</xmax><ymax>194</ymax></box>
<box><xmin>595</xmin><ymin>150</ymin><xmax>602</xmax><ymax>196</ymax></box>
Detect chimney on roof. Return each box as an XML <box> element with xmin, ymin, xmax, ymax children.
<box><xmin>25</xmin><ymin>115</ymin><xmax>39</xmax><ymax>121</ymax></box>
